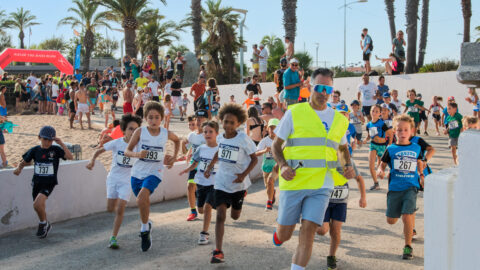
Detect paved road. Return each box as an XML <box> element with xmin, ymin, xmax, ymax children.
<box><xmin>0</xmin><ymin>124</ymin><xmax>453</xmax><ymax>269</ymax></box>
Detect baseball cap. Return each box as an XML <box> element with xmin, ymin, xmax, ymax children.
<box><xmin>195</xmin><ymin>109</ymin><xmax>208</xmax><ymax>118</ymax></box>
<box><xmin>280</xmin><ymin>57</ymin><xmax>288</xmax><ymax>64</ymax></box>
<box><xmin>380</xmin><ymin>103</ymin><xmax>390</xmax><ymax>110</ymax></box>
<box><xmin>416</xmin><ymin>93</ymin><xmax>422</xmax><ymax>98</ymax></box>
<box><xmin>39</xmin><ymin>126</ymin><xmax>56</xmax><ymax>140</ymax></box>
<box><xmin>382</xmin><ymin>92</ymin><xmax>391</xmax><ymax>98</ymax></box>
<box><xmin>290</xmin><ymin>58</ymin><xmax>299</xmax><ymax>64</ymax></box>
<box><xmin>336</xmin><ymin>104</ymin><xmax>349</xmax><ymax>112</ymax></box>
<box><xmin>268</xmin><ymin>118</ymin><xmax>280</xmax><ymax>127</ymax></box>
<box><xmin>448</xmin><ymin>96</ymin><xmax>455</xmax><ymax>101</ymax></box>
<box><xmin>350</xmin><ymin>100</ymin><xmax>360</xmax><ymax>106</ymax></box>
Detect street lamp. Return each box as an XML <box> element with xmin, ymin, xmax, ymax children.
<box><xmin>232</xmin><ymin>8</ymin><xmax>248</xmax><ymax>84</ymax></box>
<box><xmin>339</xmin><ymin>0</ymin><xmax>367</xmax><ymax>72</ymax></box>
<box><xmin>315</xmin><ymin>43</ymin><xmax>319</xmax><ymax>68</ymax></box>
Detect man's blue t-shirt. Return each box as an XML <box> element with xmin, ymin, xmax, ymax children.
<box><xmin>282</xmin><ymin>68</ymin><xmax>300</xmax><ymax>100</ymax></box>
<box><xmin>377</xmin><ymin>84</ymin><xmax>389</xmax><ymax>104</ymax></box>
<box><xmin>75</xmin><ymin>74</ymin><xmax>82</xmax><ymax>82</ymax></box>
<box><xmin>364</xmin><ymin>35</ymin><xmax>372</xmax><ymax>54</ymax></box>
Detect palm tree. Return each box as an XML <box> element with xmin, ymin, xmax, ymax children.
<box><xmin>167</xmin><ymin>44</ymin><xmax>190</xmax><ymax>57</ymax></box>
<box><xmin>282</xmin><ymin>0</ymin><xmax>297</xmax><ymax>50</ymax></box>
<box><xmin>261</xmin><ymin>34</ymin><xmax>282</xmax><ymax>54</ymax></box>
<box><xmin>0</xmin><ymin>10</ymin><xmax>11</xmax><ymax>36</ymax></box>
<box><xmin>137</xmin><ymin>15</ymin><xmax>183</xmax><ymax>75</ymax></box>
<box><xmin>385</xmin><ymin>0</ymin><xmax>396</xmax><ymax>41</ymax></box>
<box><xmin>99</xmin><ymin>0</ymin><xmax>166</xmax><ymax>58</ymax></box>
<box><xmin>58</xmin><ymin>0</ymin><xmax>110</xmax><ymax>72</ymax></box>
<box><xmin>417</xmin><ymin>0</ymin><xmax>429</xmax><ymax>69</ymax></box>
<box><xmin>5</xmin><ymin>7</ymin><xmax>40</xmax><ymax>49</ymax></box>
<box><xmin>191</xmin><ymin>0</ymin><xmax>203</xmax><ymax>61</ymax></box>
<box><xmin>202</xmin><ymin>0</ymin><xmax>240</xmax><ymax>84</ymax></box>
<box><xmin>461</xmin><ymin>0</ymin><xmax>471</xmax><ymax>42</ymax></box>
<box><xmin>405</xmin><ymin>0</ymin><xmax>419</xmax><ymax>74</ymax></box>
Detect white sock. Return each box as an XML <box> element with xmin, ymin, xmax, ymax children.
<box><xmin>141</xmin><ymin>223</ymin><xmax>149</xmax><ymax>232</ymax></box>
<box><xmin>291</xmin><ymin>263</ymin><xmax>305</xmax><ymax>270</ymax></box>
<box><xmin>39</xmin><ymin>221</ymin><xmax>47</xmax><ymax>224</ymax></box>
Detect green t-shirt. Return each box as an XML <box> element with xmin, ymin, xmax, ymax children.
<box><xmin>446</xmin><ymin>113</ymin><xmax>463</xmax><ymax>138</ymax></box>
<box><xmin>406</xmin><ymin>99</ymin><xmax>423</xmax><ymax>122</ymax></box>
<box><xmin>87</xmin><ymin>85</ymin><xmax>97</xmax><ymax>98</ymax></box>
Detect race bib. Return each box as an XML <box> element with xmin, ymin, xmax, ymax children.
<box><xmin>218</xmin><ymin>144</ymin><xmax>240</xmax><ymax>163</ymax></box>
<box><xmin>368</xmin><ymin>127</ymin><xmax>378</xmax><ymax>137</ymax></box>
<box><xmin>198</xmin><ymin>159</ymin><xmax>219</xmax><ymax>174</ymax></box>
<box><xmin>408</xmin><ymin>106</ymin><xmax>418</xmax><ymax>113</ymax></box>
<box><xmin>449</xmin><ymin>120</ymin><xmax>459</xmax><ymax>129</ymax></box>
<box><xmin>191</xmin><ymin>144</ymin><xmax>200</xmax><ymax>154</ymax></box>
<box><xmin>140</xmin><ymin>145</ymin><xmax>164</xmax><ymax>162</ymax></box>
<box><xmin>384</xmin><ymin>120</ymin><xmax>393</xmax><ymax>128</ymax></box>
<box><xmin>330</xmin><ymin>186</ymin><xmax>349</xmax><ymax>200</ymax></box>
<box><xmin>265</xmin><ymin>151</ymin><xmax>274</xmax><ymax>160</ymax></box>
<box><xmin>116</xmin><ymin>151</ymin><xmax>135</xmax><ymax>167</ymax></box>
<box><xmin>34</xmin><ymin>162</ymin><xmax>54</xmax><ymax>176</ymax></box>
<box><xmin>393</xmin><ymin>157</ymin><xmax>417</xmax><ymax>173</ymax></box>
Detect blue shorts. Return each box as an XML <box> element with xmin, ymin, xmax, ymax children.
<box><xmin>277</xmin><ymin>188</ymin><xmax>332</xmax><ymax>226</ymax></box>
<box><xmin>370</xmin><ymin>143</ymin><xmax>387</xmax><ymax>157</ymax></box>
<box><xmin>88</xmin><ymin>98</ymin><xmax>97</xmax><ymax>106</ymax></box>
<box><xmin>131</xmin><ymin>175</ymin><xmax>161</xmax><ymax>196</ymax></box>
<box><xmin>323</xmin><ymin>202</ymin><xmax>347</xmax><ymax>223</ymax></box>
<box><xmin>0</xmin><ymin>129</ymin><xmax>4</xmax><ymax>145</ymax></box>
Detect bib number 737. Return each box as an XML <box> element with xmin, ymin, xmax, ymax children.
<box><xmin>34</xmin><ymin>163</ymin><xmax>54</xmax><ymax>176</ymax></box>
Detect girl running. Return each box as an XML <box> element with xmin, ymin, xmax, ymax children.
<box><xmin>428</xmin><ymin>96</ymin><xmax>443</xmax><ymax>135</ymax></box>
<box><xmin>465</xmin><ymin>87</ymin><xmax>479</xmax><ymax>118</ymax></box>
<box><xmin>163</xmin><ymin>94</ymin><xmax>172</xmax><ymax>130</ymax></box>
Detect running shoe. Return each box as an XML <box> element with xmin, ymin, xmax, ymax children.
<box><xmin>180</xmin><ymin>117</ymin><xmax>184</xmax><ymax>121</ymax></box>
<box><xmin>108</xmin><ymin>236</ymin><xmax>119</xmax><ymax>249</ymax></box>
<box><xmin>424</xmin><ymin>131</ymin><xmax>429</xmax><ymax>136</ymax></box>
<box><xmin>327</xmin><ymin>256</ymin><xmax>337</xmax><ymax>270</ymax></box>
<box><xmin>273</xmin><ymin>230</ymin><xmax>283</xmax><ymax>246</ymax></box>
<box><xmin>187</xmin><ymin>212</ymin><xmax>198</xmax><ymax>221</ymax></box>
<box><xmin>37</xmin><ymin>222</ymin><xmax>52</xmax><ymax>238</ymax></box>
<box><xmin>198</xmin><ymin>232</ymin><xmax>209</xmax><ymax>245</ymax></box>
<box><xmin>369</xmin><ymin>182</ymin><xmax>380</xmax><ymax>190</ymax></box>
<box><xmin>402</xmin><ymin>245</ymin><xmax>413</xmax><ymax>260</ymax></box>
<box><xmin>211</xmin><ymin>249</ymin><xmax>225</xmax><ymax>263</ymax></box>
<box><xmin>265</xmin><ymin>201</ymin><xmax>273</xmax><ymax>211</ymax></box>
<box><xmin>417</xmin><ymin>129</ymin><xmax>420</xmax><ymax>134</ymax></box>
<box><xmin>139</xmin><ymin>221</ymin><xmax>152</xmax><ymax>252</ymax></box>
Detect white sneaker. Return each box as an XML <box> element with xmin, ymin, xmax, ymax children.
<box><xmin>198</xmin><ymin>232</ymin><xmax>209</xmax><ymax>245</ymax></box>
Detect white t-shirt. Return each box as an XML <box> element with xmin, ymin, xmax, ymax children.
<box><xmin>148</xmin><ymin>81</ymin><xmax>160</xmax><ymax>97</ymax></box>
<box><xmin>257</xmin><ymin>136</ymin><xmax>274</xmax><ymax>159</ymax></box>
<box><xmin>164</xmin><ymin>83</ymin><xmax>172</xmax><ymax>96</ymax></box>
<box><xmin>51</xmin><ymin>84</ymin><xmax>59</xmax><ymax>97</ymax></box>
<box><xmin>187</xmin><ymin>131</ymin><xmax>206</xmax><ymax>155</ymax></box>
<box><xmin>392</xmin><ymin>98</ymin><xmax>403</xmax><ymax>112</ymax></box>
<box><xmin>103</xmin><ymin>138</ymin><xmax>137</xmax><ymax>184</ymax></box>
<box><xmin>358</xmin><ymin>82</ymin><xmax>377</xmax><ymax>106</ymax></box>
<box><xmin>259</xmin><ymin>48</ymin><xmax>268</xmax><ymax>65</ymax></box>
<box><xmin>215</xmin><ymin>131</ymin><xmax>257</xmax><ymax>193</ymax></box>
<box><xmin>274</xmin><ymin>106</ymin><xmax>348</xmax><ymax>190</ymax></box>
<box><xmin>166</xmin><ymin>59</ymin><xmax>173</xmax><ymax>71</ymax></box>
<box><xmin>27</xmin><ymin>76</ymin><xmax>38</xmax><ymax>86</ymax></box>
<box><xmin>192</xmin><ymin>144</ymin><xmax>218</xmax><ymax>186</ymax></box>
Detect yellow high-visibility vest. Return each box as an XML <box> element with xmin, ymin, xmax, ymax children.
<box><xmin>279</xmin><ymin>102</ymin><xmax>349</xmax><ymax>190</ymax></box>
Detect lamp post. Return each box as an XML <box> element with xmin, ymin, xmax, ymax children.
<box><xmin>232</xmin><ymin>8</ymin><xmax>248</xmax><ymax>84</ymax></box>
<box><xmin>339</xmin><ymin>0</ymin><xmax>367</xmax><ymax>71</ymax></box>
<box><xmin>315</xmin><ymin>43</ymin><xmax>319</xmax><ymax>68</ymax></box>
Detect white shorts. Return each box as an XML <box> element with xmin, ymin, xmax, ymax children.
<box><xmin>259</xmin><ymin>63</ymin><xmax>267</xmax><ymax>73</ymax></box>
<box><xmin>106</xmin><ymin>180</ymin><xmax>131</xmax><ymax>201</ymax></box>
<box><xmin>171</xmin><ymin>96</ymin><xmax>182</xmax><ymax>107</ymax></box>
<box><xmin>77</xmin><ymin>103</ymin><xmax>89</xmax><ymax>113</ymax></box>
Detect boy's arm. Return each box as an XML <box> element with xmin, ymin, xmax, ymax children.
<box><xmin>125</xmin><ymin>128</ymin><xmax>144</xmax><ymax>158</ymax></box>
<box><xmin>166</xmin><ymin>131</ymin><xmax>180</xmax><ymax>168</ymax></box>
<box><xmin>233</xmin><ymin>153</ymin><xmax>258</xmax><ymax>183</ymax></box>
<box><xmin>417</xmin><ymin>159</ymin><xmax>425</xmax><ymax>187</ymax></box>
<box><xmin>13</xmin><ymin>159</ymin><xmax>30</xmax><ymax>175</ymax></box>
<box><xmin>204</xmin><ymin>151</ymin><xmax>218</xmax><ymax>179</ymax></box>
<box><xmin>376</xmin><ymin>161</ymin><xmax>388</xmax><ymax>179</ymax></box>
<box><xmin>86</xmin><ymin>148</ymin><xmax>106</xmax><ymax>170</ymax></box>
<box><xmin>425</xmin><ymin>145</ymin><xmax>435</xmax><ymax>162</ymax></box>
<box><xmin>354</xmin><ymin>173</ymin><xmax>367</xmax><ymax>208</ymax></box>
<box><xmin>55</xmin><ymin>138</ymin><xmax>74</xmax><ymax>160</ymax></box>
<box><xmin>179</xmin><ymin>161</ymin><xmax>199</xmax><ymax>175</ymax></box>
<box><xmin>386</xmin><ymin>129</ymin><xmax>394</xmax><ymax>145</ymax></box>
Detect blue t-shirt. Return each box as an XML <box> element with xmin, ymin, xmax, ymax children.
<box><xmin>75</xmin><ymin>74</ymin><xmax>82</xmax><ymax>82</ymax></box>
<box><xmin>366</xmin><ymin>119</ymin><xmax>388</xmax><ymax>143</ymax></box>
<box><xmin>363</xmin><ymin>35</ymin><xmax>372</xmax><ymax>54</ymax></box>
<box><xmin>443</xmin><ymin>107</ymin><xmax>449</xmax><ymax>125</ymax></box>
<box><xmin>377</xmin><ymin>85</ymin><xmax>389</xmax><ymax>104</ymax></box>
<box><xmin>381</xmin><ymin>143</ymin><xmax>422</xmax><ymax>191</ymax></box>
<box><xmin>282</xmin><ymin>68</ymin><xmax>300</xmax><ymax>100</ymax></box>
<box><xmin>346</xmin><ymin>123</ymin><xmax>357</xmax><ymax>155</ymax></box>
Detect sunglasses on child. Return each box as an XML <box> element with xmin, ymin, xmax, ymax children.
<box><xmin>312</xmin><ymin>84</ymin><xmax>334</xmax><ymax>95</ymax></box>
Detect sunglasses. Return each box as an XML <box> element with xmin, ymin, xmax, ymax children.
<box><xmin>291</xmin><ymin>63</ymin><xmax>299</xmax><ymax>67</ymax></box>
<box><xmin>312</xmin><ymin>84</ymin><xmax>334</xmax><ymax>95</ymax></box>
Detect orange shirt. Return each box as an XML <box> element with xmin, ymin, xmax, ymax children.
<box><xmin>243</xmin><ymin>98</ymin><xmax>255</xmax><ymax>107</ymax></box>
<box><xmin>299</xmin><ymin>87</ymin><xmax>311</xmax><ymax>98</ymax></box>
<box><xmin>191</xmin><ymin>83</ymin><xmax>206</xmax><ymax>100</ymax></box>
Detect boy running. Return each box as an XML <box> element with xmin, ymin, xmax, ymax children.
<box><xmin>255</xmin><ymin>118</ymin><xmax>280</xmax><ymax>211</ymax></box>
<box><xmin>180</xmin><ymin>121</ymin><xmax>220</xmax><ymax>245</ymax></box>
<box><xmin>13</xmin><ymin>126</ymin><xmax>74</xmax><ymax>238</ymax></box>
<box><xmin>349</xmin><ymin>100</ymin><xmax>365</xmax><ymax>148</ymax></box>
<box><xmin>86</xmin><ymin>114</ymin><xmax>142</xmax><ymax>249</ymax></box>
<box><xmin>124</xmin><ymin>101</ymin><xmax>180</xmax><ymax>252</ymax></box>
<box><xmin>404</xmin><ymin>89</ymin><xmax>427</xmax><ymax>135</ymax></box>
<box><xmin>204</xmin><ymin>103</ymin><xmax>258</xmax><ymax>263</ymax></box>
<box><xmin>444</xmin><ymin>103</ymin><xmax>463</xmax><ymax>165</ymax></box>
<box><xmin>377</xmin><ymin>114</ymin><xmax>425</xmax><ymax>260</ymax></box>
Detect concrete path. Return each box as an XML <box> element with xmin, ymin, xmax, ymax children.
<box><xmin>0</xmin><ymin>133</ymin><xmax>453</xmax><ymax>270</ymax></box>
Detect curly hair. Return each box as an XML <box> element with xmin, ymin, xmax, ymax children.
<box><xmin>120</xmin><ymin>114</ymin><xmax>142</xmax><ymax>132</ymax></box>
<box><xmin>218</xmin><ymin>103</ymin><xmax>247</xmax><ymax>124</ymax></box>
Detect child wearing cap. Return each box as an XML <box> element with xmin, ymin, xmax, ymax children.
<box><xmin>13</xmin><ymin>126</ymin><xmax>74</xmax><ymax>239</ymax></box>
<box><xmin>184</xmin><ymin>109</ymin><xmax>208</xmax><ymax>221</ymax></box>
<box><xmin>349</xmin><ymin>100</ymin><xmax>365</xmax><ymax>148</ymax></box>
<box><xmin>382</xmin><ymin>92</ymin><xmax>399</xmax><ymax>116</ymax></box>
<box><xmin>255</xmin><ymin>118</ymin><xmax>280</xmax><ymax>211</ymax></box>
<box><xmin>444</xmin><ymin>102</ymin><xmax>462</xmax><ymax>165</ymax></box>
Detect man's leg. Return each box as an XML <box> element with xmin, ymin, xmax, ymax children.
<box><xmin>276</xmin><ymin>224</ymin><xmax>296</xmax><ymax>242</ymax></box>
<box><xmin>78</xmin><ymin>112</ymin><xmax>84</xmax><ymax>129</ymax></box>
<box><xmin>86</xmin><ymin>112</ymin><xmax>92</xmax><ymax>129</ymax></box>
<box><xmin>292</xmin><ymin>219</ymin><xmax>319</xmax><ymax>267</ymax></box>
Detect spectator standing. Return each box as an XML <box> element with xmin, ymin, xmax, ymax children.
<box><xmin>251</xmin><ymin>44</ymin><xmax>260</xmax><ymax>76</ymax></box>
<box><xmin>376</xmin><ymin>75</ymin><xmax>389</xmax><ymax>104</ymax></box>
<box><xmin>282</xmin><ymin>36</ymin><xmax>294</xmax><ymax>61</ymax></box>
<box><xmin>165</xmin><ymin>55</ymin><xmax>174</xmax><ymax>81</ymax></box>
<box><xmin>360</xmin><ymin>28</ymin><xmax>373</xmax><ymax>74</ymax></box>
<box><xmin>258</xmin><ymin>44</ymin><xmax>269</xmax><ymax>82</ymax></box>
<box><xmin>171</xmin><ymin>76</ymin><xmax>184</xmax><ymax>120</ymax></box>
<box><xmin>148</xmin><ymin>77</ymin><xmax>161</xmax><ymax>102</ymax></box>
<box><xmin>174</xmin><ymin>52</ymin><xmax>186</xmax><ymax>80</ymax></box>
<box><xmin>244</xmin><ymin>75</ymin><xmax>262</xmax><ymax>106</ymax></box>
<box><xmin>392</xmin><ymin>30</ymin><xmax>406</xmax><ymax>61</ymax></box>
<box><xmin>135</xmin><ymin>72</ymin><xmax>149</xmax><ymax>89</ymax></box>
<box><xmin>274</xmin><ymin>58</ymin><xmax>288</xmax><ymax>93</ymax></box>
<box><xmin>27</xmin><ymin>72</ymin><xmax>38</xmax><ymax>87</ymax></box>
<box><xmin>282</xmin><ymin>58</ymin><xmax>301</xmax><ymax>106</ymax></box>
<box><xmin>357</xmin><ymin>73</ymin><xmax>377</xmax><ymax>121</ymax></box>
<box><xmin>190</xmin><ymin>76</ymin><xmax>206</xmax><ymax>111</ymax></box>
<box><xmin>131</xmin><ymin>58</ymin><xmax>140</xmax><ymax>80</ymax></box>
<box><xmin>199</xmin><ymin>65</ymin><xmax>206</xmax><ymax>79</ymax></box>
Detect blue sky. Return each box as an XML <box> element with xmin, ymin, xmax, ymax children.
<box><xmin>2</xmin><ymin>0</ymin><xmax>480</xmax><ymax>67</ymax></box>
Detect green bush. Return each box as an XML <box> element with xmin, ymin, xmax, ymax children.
<box><xmin>419</xmin><ymin>59</ymin><xmax>459</xmax><ymax>73</ymax></box>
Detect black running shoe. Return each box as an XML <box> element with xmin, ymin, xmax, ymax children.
<box><xmin>37</xmin><ymin>222</ymin><xmax>52</xmax><ymax>238</ymax></box>
<box><xmin>211</xmin><ymin>249</ymin><xmax>225</xmax><ymax>263</ymax></box>
<box><xmin>402</xmin><ymin>245</ymin><xmax>413</xmax><ymax>260</ymax></box>
<box><xmin>139</xmin><ymin>221</ymin><xmax>152</xmax><ymax>252</ymax></box>
<box><xmin>369</xmin><ymin>182</ymin><xmax>380</xmax><ymax>190</ymax></box>
<box><xmin>327</xmin><ymin>256</ymin><xmax>337</xmax><ymax>269</ymax></box>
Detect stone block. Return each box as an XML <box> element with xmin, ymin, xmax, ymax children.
<box><xmin>456</xmin><ymin>42</ymin><xmax>480</xmax><ymax>87</ymax></box>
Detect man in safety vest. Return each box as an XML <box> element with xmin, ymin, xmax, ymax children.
<box><xmin>271</xmin><ymin>68</ymin><xmax>355</xmax><ymax>270</ymax></box>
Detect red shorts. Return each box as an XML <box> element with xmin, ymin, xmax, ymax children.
<box><xmin>123</xmin><ymin>102</ymin><xmax>133</xmax><ymax>114</ymax></box>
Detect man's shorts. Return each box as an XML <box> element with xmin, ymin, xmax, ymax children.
<box><xmin>0</xmin><ymin>129</ymin><xmax>5</xmax><ymax>145</ymax></box>
<box><xmin>370</xmin><ymin>143</ymin><xmax>387</xmax><ymax>157</ymax></box>
<box><xmin>131</xmin><ymin>175</ymin><xmax>161</xmax><ymax>197</ymax></box>
<box><xmin>252</xmin><ymin>63</ymin><xmax>259</xmax><ymax>70</ymax></box>
<box><xmin>355</xmin><ymin>132</ymin><xmax>363</xmax><ymax>141</ymax></box>
<box><xmin>123</xmin><ymin>102</ymin><xmax>133</xmax><ymax>114</ymax></box>
<box><xmin>152</xmin><ymin>96</ymin><xmax>160</xmax><ymax>102</ymax></box>
<box><xmin>166</xmin><ymin>70</ymin><xmax>174</xmax><ymax>79</ymax></box>
<box><xmin>188</xmin><ymin>169</ymin><xmax>197</xmax><ymax>184</ymax></box>
<box><xmin>171</xmin><ymin>96</ymin><xmax>182</xmax><ymax>107</ymax></box>
<box><xmin>259</xmin><ymin>63</ymin><xmax>267</xmax><ymax>73</ymax></box>
<box><xmin>77</xmin><ymin>103</ymin><xmax>89</xmax><ymax>113</ymax></box>
<box><xmin>196</xmin><ymin>184</ymin><xmax>215</xmax><ymax>208</ymax></box>
<box><xmin>69</xmin><ymin>101</ymin><xmax>76</xmax><ymax>114</ymax></box>
<box><xmin>362</xmin><ymin>106</ymin><xmax>372</xmax><ymax>116</ymax></box>
<box><xmin>386</xmin><ymin>187</ymin><xmax>418</xmax><ymax>218</ymax></box>
<box><xmin>107</xmin><ymin>180</ymin><xmax>131</xmax><ymax>201</ymax></box>
<box><xmin>449</xmin><ymin>137</ymin><xmax>458</xmax><ymax>147</ymax></box>
<box><xmin>277</xmin><ymin>188</ymin><xmax>332</xmax><ymax>226</ymax></box>
<box><xmin>363</xmin><ymin>52</ymin><xmax>371</xmax><ymax>61</ymax></box>
<box><xmin>31</xmin><ymin>182</ymin><xmax>56</xmax><ymax>201</ymax></box>
<box><xmin>88</xmin><ymin>98</ymin><xmax>97</xmax><ymax>106</ymax></box>
<box><xmin>214</xmin><ymin>189</ymin><xmax>246</xmax><ymax>210</ymax></box>
<box><xmin>323</xmin><ymin>202</ymin><xmax>347</xmax><ymax>223</ymax></box>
